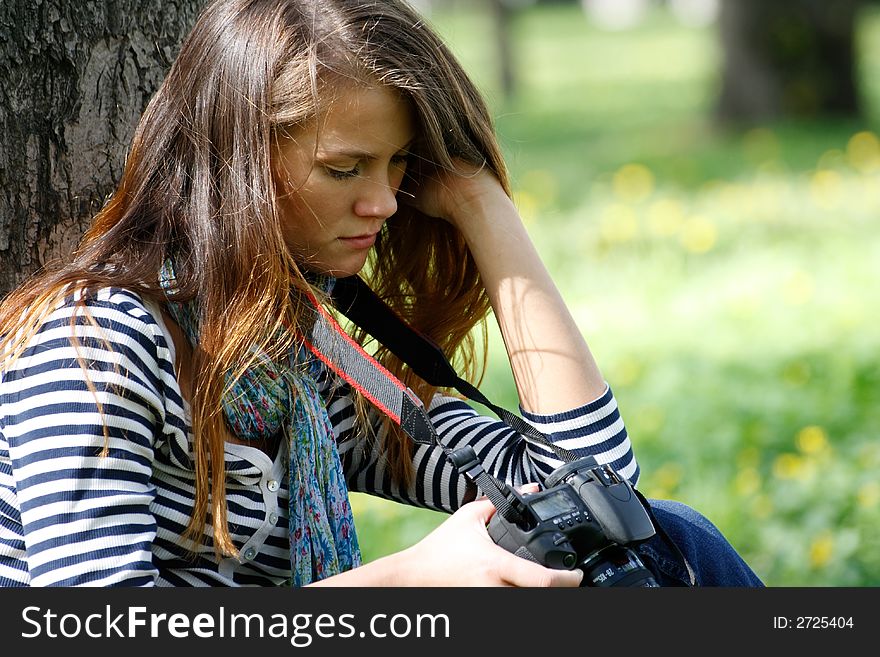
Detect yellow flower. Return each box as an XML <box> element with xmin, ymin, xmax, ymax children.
<box><xmin>857</xmin><ymin>482</ymin><xmax>880</xmax><ymax>509</ymax></box>
<box><xmin>679</xmin><ymin>215</ymin><xmax>717</xmax><ymax>253</ymax></box>
<box><xmin>773</xmin><ymin>453</ymin><xmax>805</xmax><ymax>480</ymax></box>
<box><xmin>809</xmin><ymin>532</ymin><xmax>834</xmax><ymax>568</ymax></box>
<box><xmin>809</xmin><ymin>169</ymin><xmax>843</xmax><ymax>209</ymax></box>
<box><xmin>846</xmin><ymin>131</ymin><xmax>880</xmax><ymax>173</ymax></box>
<box><xmin>612</xmin><ymin>164</ymin><xmax>655</xmax><ymax>203</ymax></box>
<box><xmin>796</xmin><ymin>425</ymin><xmax>828</xmax><ymax>455</ymax></box>
<box><xmin>646</xmin><ymin>198</ymin><xmax>685</xmax><ymax>237</ymax></box>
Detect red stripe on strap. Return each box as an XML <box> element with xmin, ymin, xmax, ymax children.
<box><xmin>304</xmin><ymin>289</ymin><xmax>410</xmax><ymax>394</ymax></box>
<box><xmin>296</xmin><ymin>287</ymin><xmax>417</xmax><ymax>426</ymax></box>
<box><xmin>301</xmin><ymin>335</ymin><xmax>403</xmax><ymax>425</ymax></box>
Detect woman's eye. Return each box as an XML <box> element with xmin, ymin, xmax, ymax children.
<box><xmin>326</xmin><ymin>165</ymin><xmax>359</xmax><ymax>180</ymax></box>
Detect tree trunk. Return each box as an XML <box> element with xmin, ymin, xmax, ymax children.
<box><xmin>490</xmin><ymin>0</ymin><xmax>516</xmax><ymax>99</ymax></box>
<box><xmin>0</xmin><ymin>0</ymin><xmax>204</xmax><ymax>297</ymax></box>
<box><xmin>715</xmin><ymin>0</ymin><xmax>863</xmax><ymax>124</ymax></box>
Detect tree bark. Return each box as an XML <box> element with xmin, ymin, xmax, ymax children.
<box><xmin>716</xmin><ymin>0</ymin><xmax>863</xmax><ymax>124</ymax></box>
<box><xmin>0</xmin><ymin>0</ymin><xmax>204</xmax><ymax>297</ymax></box>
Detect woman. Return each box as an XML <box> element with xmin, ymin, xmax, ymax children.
<box><xmin>0</xmin><ymin>0</ymin><xmax>761</xmax><ymax>587</ymax></box>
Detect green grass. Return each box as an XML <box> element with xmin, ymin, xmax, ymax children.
<box><xmin>350</xmin><ymin>1</ymin><xmax>880</xmax><ymax>586</ymax></box>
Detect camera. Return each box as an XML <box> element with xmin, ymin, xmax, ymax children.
<box><xmin>486</xmin><ymin>455</ymin><xmax>660</xmax><ymax>587</ymax></box>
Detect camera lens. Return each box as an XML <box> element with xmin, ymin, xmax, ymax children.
<box><xmin>580</xmin><ymin>545</ymin><xmax>659</xmax><ymax>587</ymax></box>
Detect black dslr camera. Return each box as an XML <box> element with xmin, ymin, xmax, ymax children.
<box><xmin>486</xmin><ymin>455</ymin><xmax>660</xmax><ymax>587</ymax></box>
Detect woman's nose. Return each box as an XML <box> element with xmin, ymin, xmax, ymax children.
<box><xmin>353</xmin><ymin>177</ymin><xmax>399</xmax><ymax>220</ymax></box>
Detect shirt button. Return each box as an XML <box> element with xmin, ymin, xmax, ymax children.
<box><xmin>266</xmin><ymin>479</ymin><xmax>279</xmax><ymax>492</ymax></box>
<box><xmin>243</xmin><ymin>547</ymin><xmax>257</xmax><ymax>561</ymax></box>
<box><xmin>268</xmin><ymin>513</ymin><xmax>278</xmax><ymax>525</ymax></box>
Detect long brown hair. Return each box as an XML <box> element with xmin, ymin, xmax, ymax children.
<box><xmin>0</xmin><ymin>0</ymin><xmax>510</xmax><ymax>556</ymax></box>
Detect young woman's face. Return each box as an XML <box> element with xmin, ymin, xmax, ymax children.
<box><xmin>273</xmin><ymin>83</ymin><xmax>417</xmax><ymax>277</ymax></box>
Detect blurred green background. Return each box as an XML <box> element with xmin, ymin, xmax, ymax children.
<box><xmin>351</xmin><ymin>0</ymin><xmax>880</xmax><ymax>586</ymax></box>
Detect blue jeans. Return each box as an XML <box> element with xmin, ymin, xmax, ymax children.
<box><xmin>636</xmin><ymin>500</ymin><xmax>764</xmax><ymax>587</ymax></box>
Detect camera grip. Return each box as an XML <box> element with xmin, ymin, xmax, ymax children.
<box><xmin>487</xmin><ymin>510</ymin><xmax>578</xmax><ymax>570</ymax></box>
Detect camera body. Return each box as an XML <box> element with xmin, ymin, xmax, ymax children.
<box><xmin>487</xmin><ymin>455</ymin><xmax>660</xmax><ymax>587</ymax></box>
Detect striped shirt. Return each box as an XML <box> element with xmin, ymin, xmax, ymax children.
<box><xmin>0</xmin><ymin>287</ymin><xmax>636</xmax><ymax>586</ymax></box>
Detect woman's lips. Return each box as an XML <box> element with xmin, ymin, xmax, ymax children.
<box><xmin>339</xmin><ymin>233</ymin><xmax>378</xmax><ymax>249</ymax></box>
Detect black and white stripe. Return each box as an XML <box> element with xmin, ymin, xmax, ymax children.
<box><xmin>0</xmin><ymin>288</ymin><xmax>637</xmax><ymax>586</ymax></box>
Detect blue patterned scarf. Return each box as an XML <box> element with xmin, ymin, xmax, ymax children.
<box><xmin>160</xmin><ymin>264</ymin><xmax>361</xmax><ymax>585</ymax></box>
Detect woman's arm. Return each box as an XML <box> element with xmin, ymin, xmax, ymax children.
<box><xmin>411</xmin><ymin>165</ymin><xmax>605</xmax><ymax>415</ymax></box>
<box><xmin>0</xmin><ymin>289</ymin><xmax>166</xmax><ymax>586</ymax></box>
<box><xmin>309</xmin><ymin>488</ymin><xmax>583</xmax><ymax>587</ymax></box>
<box><xmin>338</xmin><ymin>388</ymin><xmax>636</xmax><ymax>513</ymax></box>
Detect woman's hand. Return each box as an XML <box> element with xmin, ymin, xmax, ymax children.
<box><xmin>404</xmin><ymin>161</ymin><xmax>511</xmax><ymax>232</ymax></box>
<box><xmin>309</xmin><ymin>486</ymin><xmax>583</xmax><ymax>587</ymax></box>
<box><xmin>393</xmin><ymin>493</ymin><xmax>583</xmax><ymax>587</ymax></box>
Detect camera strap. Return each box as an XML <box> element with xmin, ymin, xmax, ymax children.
<box><xmin>306</xmin><ymin>276</ymin><xmax>697</xmax><ymax>585</ymax></box>
<box><xmin>328</xmin><ymin>275</ymin><xmax>583</xmax><ymax>462</ymax></box>
<box><xmin>302</xmin><ymin>282</ymin><xmax>527</xmax><ymax>524</ymax></box>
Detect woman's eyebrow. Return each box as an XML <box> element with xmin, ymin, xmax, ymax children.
<box><xmin>318</xmin><ymin>139</ymin><xmax>415</xmax><ymax>160</ymax></box>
